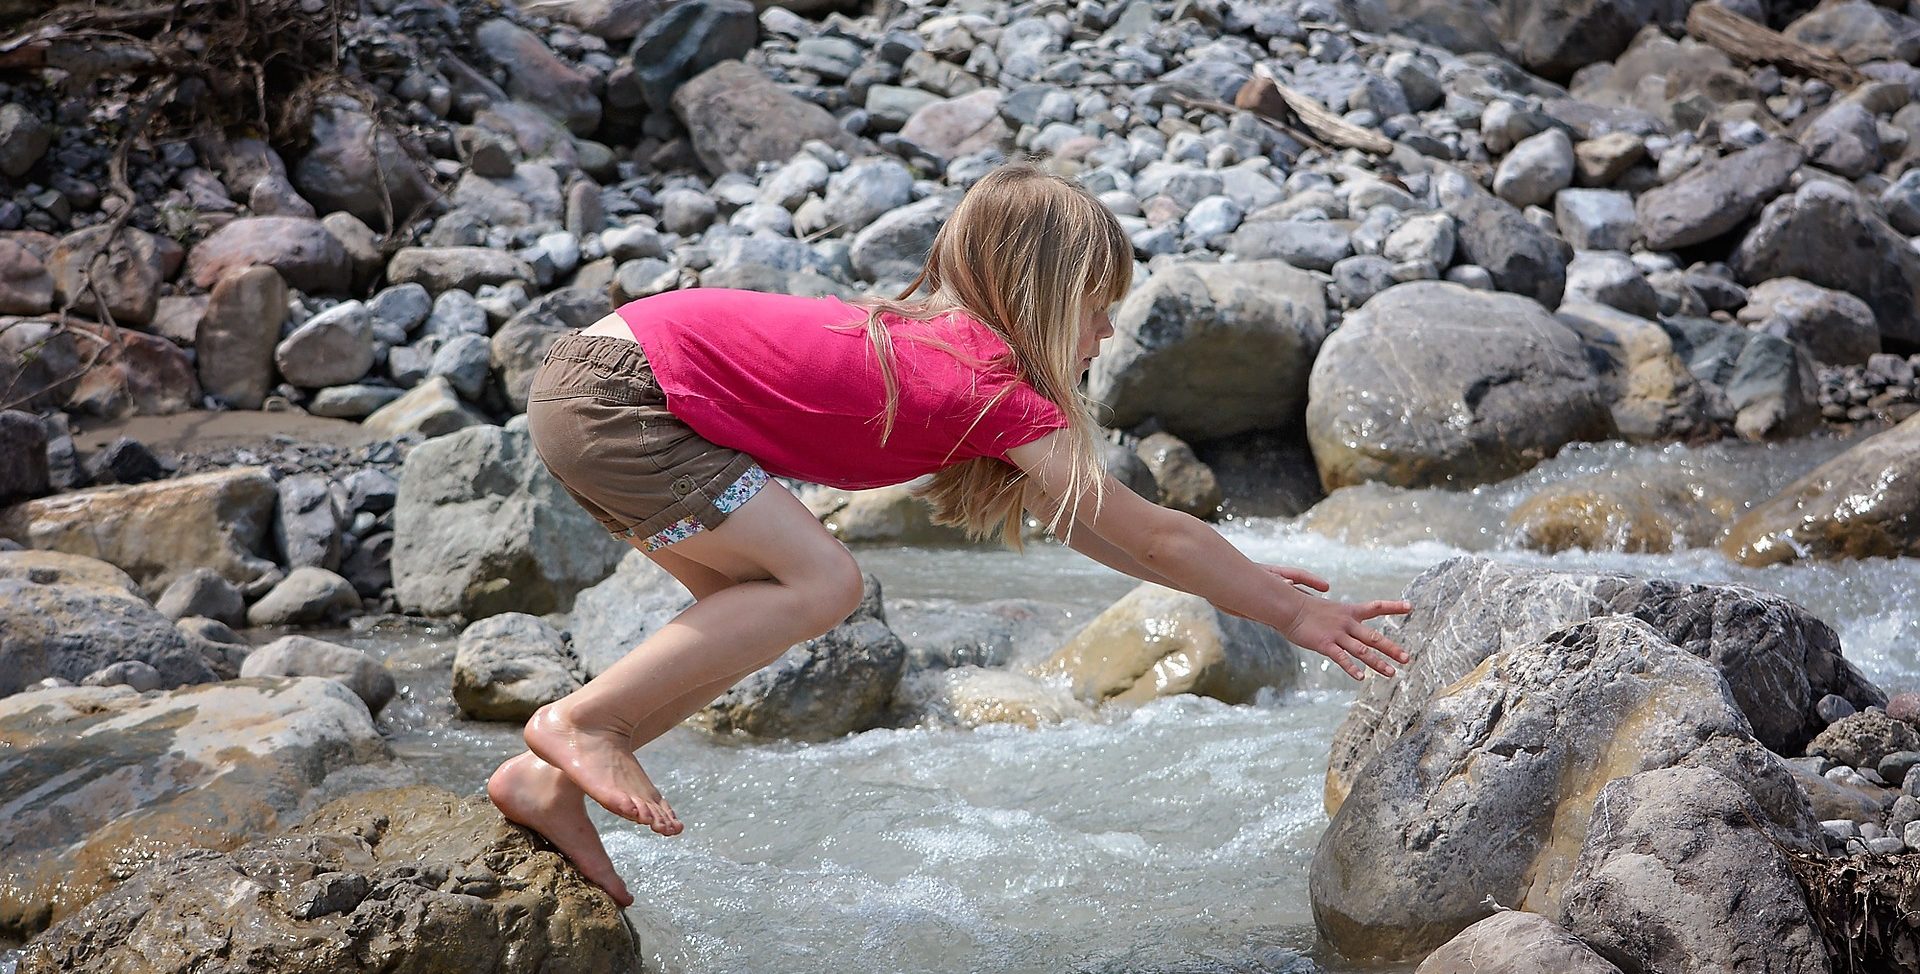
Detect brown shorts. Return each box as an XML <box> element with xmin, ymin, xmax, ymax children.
<box><xmin>525</xmin><ymin>334</ymin><xmax>768</xmax><ymax>550</ymax></box>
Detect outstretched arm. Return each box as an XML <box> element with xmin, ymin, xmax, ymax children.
<box><xmin>1009</xmin><ymin>433</ymin><xmax>1412</xmax><ymax>680</ymax></box>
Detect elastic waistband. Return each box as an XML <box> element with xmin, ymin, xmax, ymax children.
<box><xmin>543</xmin><ymin>333</ymin><xmax>651</xmax><ymax>372</ymax></box>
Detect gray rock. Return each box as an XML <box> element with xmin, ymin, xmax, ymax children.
<box><xmin>823</xmin><ymin>157</ymin><xmax>914</xmax><ymax>232</ymax></box>
<box><xmin>1799</xmin><ymin>100</ymin><xmax>1882</xmax><ymax>178</ymax></box>
<box><xmin>849</xmin><ymin>192</ymin><xmax>958</xmax><ymax>283</ymax></box>
<box><xmin>491</xmin><ymin>287</ymin><xmax>607</xmax><ymax>413</ymax></box>
<box><xmin>1879</xmin><ymin>750</ymin><xmax>1920</xmax><ymax>789</ymax></box>
<box><xmin>474</xmin><ymin>20</ymin><xmax>600</xmax><ymax>134</ymax></box>
<box><xmin>1816</xmin><ymin>692</ymin><xmax>1859</xmax><ymax>725</ymax></box>
<box><xmin>1333</xmin><ymin>254</ymin><xmax>1396</xmax><ymax>307</ymax></box>
<box><xmin>1635</xmin><ymin>139</ymin><xmax>1803</xmax><ymax>250</ymax></box>
<box><xmin>1882</xmin><ymin>169</ymin><xmax>1920</xmax><ymax>236</ymax></box>
<box><xmin>1311</xmin><ymin>615</ymin><xmax>1807</xmax><ymax>963</ymax></box>
<box><xmin>78</xmin><ymin>659</ymin><xmax>163</xmax><ymax>692</ymax></box>
<box><xmin>1559</xmin><ymin>767</ymin><xmax>1828</xmax><ymax>974</ymax></box>
<box><xmin>245</xmin><ymin>567</ymin><xmax>361</xmax><ymax>627</ymax></box>
<box><xmin>450</xmin><ymin>164</ymin><xmax>566</xmax><ymax>229</ymax></box>
<box><xmin>1325</xmin><ymin>557</ymin><xmax>1885</xmax><ymax>814</ymax></box>
<box><xmin>0</xmin><ymin>103</ymin><xmax>50</xmax><ymax>178</ymax></box>
<box><xmin>240</xmin><ymin>634</ymin><xmax>395</xmax><ymax>715</ymax></box>
<box><xmin>275</xmin><ymin>300</ymin><xmax>375</xmax><ymax>389</ymax></box>
<box><xmin>1414</xmin><ymin>911</ymin><xmax>1623</xmax><ymax>974</ymax></box>
<box><xmin>1784</xmin><ymin>0</ymin><xmax>1920</xmax><ymax>65</ymax></box>
<box><xmin>1382</xmin><ymin>211</ymin><xmax>1457</xmax><ymax>268</ymax></box>
<box><xmin>387</xmin><ymin>247</ymin><xmax>536</xmax><ymax>294</ymax></box>
<box><xmin>695</xmin><ymin>574</ymin><xmax>906</xmax><ymax>741</ymax></box>
<box><xmin>1553</xmin><ymin>189</ymin><xmax>1635</xmax><ymax>251</ymax></box>
<box><xmin>1807</xmin><ymin>709</ymin><xmax>1920</xmax><ymax>771</ymax></box>
<box><xmin>0</xmin><ymin>680</ymin><xmax>409</xmax><ymax>942</ymax></box>
<box><xmin>1090</xmin><ymin>260</ymin><xmax>1325</xmax><ymax>441</ymax></box>
<box><xmin>1494</xmin><ymin>128</ymin><xmax>1575</xmax><ymax>208</ymax></box>
<box><xmin>658</xmin><ymin>189</ymin><xmax>717</xmax><ymax>235</ymax></box>
<box><xmin>422</xmin><ymin>289</ymin><xmax>488</xmax><ymax>339</ymax></box>
<box><xmin>308</xmin><ymin>384</ymin><xmax>404</xmax><ymax>419</ymax></box>
<box><xmin>275</xmin><ymin>473</ymin><xmax>343</xmax><ymax>572</ymax></box>
<box><xmin>626</xmin><ymin>0</ymin><xmax>758</xmax><ymax>113</ymax></box>
<box><xmin>0</xmin><ymin>566</ymin><xmax>219</xmax><ymax>697</ymax></box>
<box><xmin>391</xmin><ymin>417</ymin><xmax>623</xmax><ymax>619</ymax></box>
<box><xmin>1737</xmin><ymin>277</ymin><xmax>1879</xmax><ymax>366</ymax></box>
<box><xmin>1134</xmin><ymin>432</ymin><xmax>1223</xmax><ymax>518</ymax></box>
<box><xmin>185</xmin><ymin>216</ymin><xmax>351</xmax><ymax>295</ymax></box>
<box><xmin>1661</xmin><ymin>315</ymin><xmax>1820</xmax><ymax>441</ymax></box>
<box><xmin>362</xmin><ymin>377</ymin><xmax>488</xmax><ymax>440</ymax></box>
<box><xmin>154</xmin><ymin>567</ymin><xmax>245</xmax><ymax>628</ymax></box>
<box><xmin>1182</xmin><ymin>195</ymin><xmax>1243</xmax><ymax>244</ymax></box>
<box><xmin>900</xmin><ymin>89</ymin><xmax>1010</xmax><ymax>159</ymax></box>
<box><xmin>1224</xmin><ymin>219</ymin><xmax>1352</xmax><ymax>270</ymax></box>
<box><xmin>1731</xmin><ymin>180</ymin><xmax>1920</xmax><ymax>351</ymax></box>
<box><xmin>197</xmin><ymin>265</ymin><xmax>288</xmax><ymax>409</ymax></box>
<box><xmin>672</xmin><ymin>59</ymin><xmax>861</xmax><ymax>178</ymax></box>
<box><xmin>452</xmin><ymin>613</ymin><xmax>587</xmax><ymax>722</ymax></box>
<box><xmin>1442</xmin><ymin>178</ymin><xmax>1568</xmax><ymax>306</ymax></box>
<box><xmin>291</xmin><ymin>97</ymin><xmax>439</xmax><ymax>231</ymax></box>
<box><xmin>429</xmin><ymin>333</ymin><xmax>493</xmax><ymax>402</ymax></box>
<box><xmin>1307</xmin><ymin>282</ymin><xmax>1610</xmax><ymax>490</ymax></box>
<box><xmin>0</xmin><ymin>238</ymin><xmax>53</xmax><ymax>316</ymax></box>
<box><xmin>367</xmin><ymin>282</ymin><xmax>432</xmax><ymax>335</ymax></box>
<box><xmin>0</xmin><ymin>410</ymin><xmax>50</xmax><ymax>503</ymax></box>
<box><xmin>340</xmin><ymin>530</ymin><xmax>392</xmax><ymax>598</ymax></box>
<box><xmin>1564</xmin><ymin>250</ymin><xmax>1659</xmax><ymax>319</ymax></box>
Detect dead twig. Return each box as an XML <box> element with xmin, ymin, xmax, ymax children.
<box><xmin>1685</xmin><ymin>4</ymin><xmax>1861</xmax><ymax>89</ymax></box>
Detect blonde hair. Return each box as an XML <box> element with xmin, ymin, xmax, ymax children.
<box><xmin>835</xmin><ymin>160</ymin><xmax>1134</xmax><ymax>549</ymax></box>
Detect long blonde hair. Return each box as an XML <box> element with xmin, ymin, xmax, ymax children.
<box><xmin>836</xmin><ymin>161</ymin><xmax>1134</xmax><ymax>549</ymax></box>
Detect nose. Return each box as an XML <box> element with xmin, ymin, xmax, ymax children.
<box><xmin>1097</xmin><ymin>314</ymin><xmax>1114</xmax><ymax>341</ymax></box>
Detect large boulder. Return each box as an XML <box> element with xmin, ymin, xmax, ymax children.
<box><xmin>391</xmin><ymin>416</ymin><xmax>625</xmax><ymax>618</ymax></box>
<box><xmin>0</xmin><ymin>564</ymin><xmax>217</xmax><ymax>697</ymax></box>
<box><xmin>1634</xmin><ymin>138</ymin><xmax>1803</xmax><ymax>251</ymax></box>
<box><xmin>1309</xmin><ymin>615</ymin><xmax>1813</xmax><ymax>963</ymax></box>
<box><xmin>185</xmin><ymin>216</ymin><xmax>351</xmax><ymax>293</ymax></box>
<box><xmin>1324</xmin><ymin>557</ymin><xmax>1884</xmax><ymax>813</ymax></box>
<box><xmin>670</xmin><ymin>60</ymin><xmax>861</xmax><ymax>178</ymax></box>
<box><xmin>197</xmin><ymin>265</ymin><xmax>288</xmax><ymax>410</ymax></box>
<box><xmin>1558</xmin><ymin>767</ymin><xmax>1829</xmax><ymax>974</ymax></box>
<box><xmin>693</xmin><ymin>574</ymin><xmax>907</xmax><ymax>741</ymax></box>
<box><xmin>1731</xmin><ymin>180</ymin><xmax>1920</xmax><ymax>351</ymax></box>
<box><xmin>290</xmin><ymin>97</ymin><xmax>440</xmax><ymax>231</ymax></box>
<box><xmin>1032</xmin><ymin>582</ymin><xmax>1298</xmax><ymax>707</ymax></box>
<box><xmin>1415</xmin><ymin>911</ymin><xmax>1623</xmax><ymax>974</ymax></box>
<box><xmin>0</xmin><ymin>467</ymin><xmax>278</xmax><ymax>597</ymax></box>
<box><xmin>16</xmin><ymin>785</ymin><xmax>637</xmax><ymax>974</ymax></box>
<box><xmin>1503</xmin><ymin>0</ymin><xmax>1672</xmax><ymax>81</ymax></box>
<box><xmin>474</xmin><ymin>19</ymin><xmax>601</xmax><ymax>135</ymax></box>
<box><xmin>452</xmin><ymin>613</ymin><xmax>588</xmax><ymax>722</ymax></box>
<box><xmin>0</xmin><ymin>679</ymin><xmax>410</xmax><ymax>939</ymax></box>
<box><xmin>490</xmin><ymin>287</ymin><xmax>606</xmax><ymax>413</ymax></box>
<box><xmin>622</xmin><ymin>0</ymin><xmax>758</xmax><ymax>114</ymax></box>
<box><xmin>1089</xmin><ymin>260</ymin><xmax>1326</xmax><ymax>442</ymax></box>
<box><xmin>1305</xmin><ymin>282</ymin><xmax>1612</xmax><ymax>491</ymax></box>
<box><xmin>1722</xmin><ymin>411</ymin><xmax>1920</xmax><ymax>567</ymax></box>
<box><xmin>564</xmin><ymin>548</ymin><xmax>696</xmax><ymax>674</ymax></box>
<box><xmin>1784</xmin><ymin>0</ymin><xmax>1920</xmax><ymax>64</ymax></box>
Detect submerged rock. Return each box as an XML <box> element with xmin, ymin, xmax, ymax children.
<box><xmin>892</xmin><ymin>666</ymin><xmax>1094</xmax><ymax>729</ymax></box>
<box><xmin>17</xmin><ymin>785</ymin><xmax>637</xmax><ymax>974</ymax></box>
<box><xmin>0</xmin><ymin>679</ymin><xmax>409</xmax><ymax>939</ymax></box>
<box><xmin>1034</xmin><ymin>582</ymin><xmax>1297</xmax><ymax>707</ymax></box>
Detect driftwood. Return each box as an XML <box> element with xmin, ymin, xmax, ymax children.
<box><xmin>1685</xmin><ymin>4</ymin><xmax>1861</xmax><ymax>89</ymax></box>
<box><xmin>1236</xmin><ymin>66</ymin><xmax>1393</xmax><ymax>155</ymax></box>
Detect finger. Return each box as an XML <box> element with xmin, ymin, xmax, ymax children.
<box><xmin>1339</xmin><ymin>633</ymin><xmax>1398</xmax><ymax>677</ymax></box>
<box><xmin>1349</xmin><ymin>620</ymin><xmax>1412</xmax><ymax>664</ymax></box>
<box><xmin>1357</xmin><ymin>599</ymin><xmax>1413</xmax><ymax>619</ymax></box>
<box><xmin>1323</xmin><ymin>645</ymin><xmax>1366</xmax><ymax>681</ymax></box>
<box><xmin>1284</xmin><ymin>569</ymin><xmax>1331</xmax><ymax>592</ymax></box>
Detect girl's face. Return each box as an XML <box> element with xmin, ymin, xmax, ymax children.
<box><xmin>1077</xmin><ymin>307</ymin><xmax>1114</xmax><ymax>374</ymax></box>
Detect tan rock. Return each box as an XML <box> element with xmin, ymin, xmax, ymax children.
<box><xmin>893</xmin><ymin>666</ymin><xmax>1095</xmax><ymax>729</ymax></box>
<box><xmin>1507</xmin><ymin>477</ymin><xmax>1733</xmax><ymax>554</ymax></box>
<box><xmin>1554</xmin><ymin>301</ymin><xmax>1708</xmax><ymax>442</ymax></box>
<box><xmin>1722</xmin><ymin>411</ymin><xmax>1920</xmax><ymax>566</ymax></box>
<box><xmin>45</xmin><ymin>225</ymin><xmax>178</xmax><ymax>327</ymax></box>
<box><xmin>361</xmin><ymin>375</ymin><xmax>487</xmax><ymax>440</ymax></box>
<box><xmin>0</xmin><ymin>466</ymin><xmax>278</xmax><ymax>596</ymax></box>
<box><xmin>197</xmin><ymin>265</ymin><xmax>288</xmax><ymax>410</ymax></box>
<box><xmin>1034</xmin><ymin>582</ymin><xmax>1297</xmax><ymax>707</ymax></box>
<box><xmin>0</xmin><ymin>549</ymin><xmax>139</xmax><ymax>596</ymax></box>
<box><xmin>63</xmin><ymin>321</ymin><xmax>202</xmax><ymax>417</ymax></box>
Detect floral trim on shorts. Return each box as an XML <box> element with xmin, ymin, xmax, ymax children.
<box><xmin>630</xmin><ymin>464</ymin><xmax>770</xmax><ymax>551</ymax></box>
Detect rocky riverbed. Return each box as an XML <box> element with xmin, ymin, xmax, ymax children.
<box><xmin>5</xmin><ymin>0</ymin><xmax>1920</xmax><ymax>968</ymax></box>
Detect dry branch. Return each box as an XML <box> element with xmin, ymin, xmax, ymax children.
<box><xmin>1685</xmin><ymin>4</ymin><xmax>1861</xmax><ymax>89</ymax></box>
<box><xmin>1238</xmin><ymin>67</ymin><xmax>1393</xmax><ymax>155</ymax></box>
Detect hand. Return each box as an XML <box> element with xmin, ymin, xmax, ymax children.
<box><xmin>1279</xmin><ymin>594</ymin><xmax>1413</xmax><ymax>681</ymax></box>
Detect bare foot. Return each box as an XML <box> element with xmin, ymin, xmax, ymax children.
<box><xmin>524</xmin><ymin>701</ymin><xmax>684</xmax><ymax>836</ymax></box>
<box><xmin>487</xmin><ymin>751</ymin><xmax>636</xmax><ymax>907</ymax></box>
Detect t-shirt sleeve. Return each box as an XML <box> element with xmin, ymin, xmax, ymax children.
<box><xmin>958</xmin><ymin>373</ymin><xmax>1069</xmax><ymax>461</ymax></box>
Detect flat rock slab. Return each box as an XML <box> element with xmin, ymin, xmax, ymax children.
<box><xmin>0</xmin><ymin>679</ymin><xmax>409</xmax><ymax>939</ymax></box>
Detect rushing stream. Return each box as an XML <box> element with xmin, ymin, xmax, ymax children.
<box><xmin>9</xmin><ymin>433</ymin><xmax>1917</xmax><ymax>974</ymax></box>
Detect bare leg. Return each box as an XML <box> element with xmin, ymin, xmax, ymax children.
<box><xmin>522</xmin><ymin>484</ymin><xmax>863</xmax><ymax>831</ymax></box>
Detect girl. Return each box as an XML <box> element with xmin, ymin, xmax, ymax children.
<box><xmin>486</xmin><ymin>162</ymin><xmax>1412</xmax><ymax>907</ymax></box>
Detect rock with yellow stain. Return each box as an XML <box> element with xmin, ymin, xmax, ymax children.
<box><xmin>1721</xmin><ymin>411</ymin><xmax>1920</xmax><ymax>567</ymax></box>
<box><xmin>1559</xmin><ymin>766</ymin><xmax>1829</xmax><ymax>974</ymax></box>
<box><xmin>1555</xmin><ymin>301</ymin><xmax>1711</xmax><ymax>443</ymax></box>
<box><xmin>0</xmin><ymin>678</ymin><xmax>410</xmax><ymax>941</ymax></box>
<box><xmin>1325</xmin><ymin>557</ymin><xmax>1881</xmax><ymax>815</ymax></box>
<box><xmin>1032</xmin><ymin>582</ymin><xmax>1297</xmax><ymax>707</ymax></box>
<box><xmin>1308</xmin><ymin>615</ymin><xmax>1812</xmax><ymax>964</ymax></box>
<box><xmin>892</xmin><ymin>666</ymin><xmax>1095</xmax><ymax>729</ymax></box>
<box><xmin>1414</xmin><ymin>911</ymin><xmax>1622</xmax><ymax>974</ymax></box>
<box><xmin>1506</xmin><ymin>476</ymin><xmax>1735</xmax><ymax>554</ymax></box>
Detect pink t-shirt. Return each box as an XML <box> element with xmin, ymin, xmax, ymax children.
<box><xmin>617</xmin><ymin>288</ymin><xmax>1068</xmax><ymax>490</ymax></box>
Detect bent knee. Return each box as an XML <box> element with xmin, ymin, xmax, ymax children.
<box><xmin>799</xmin><ymin>551</ymin><xmax>866</xmax><ymax>631</ymax></box>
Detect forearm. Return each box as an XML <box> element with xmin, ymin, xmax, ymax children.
<box><xmin>1128</xmin><ymin>512</ymin><xmax>1311</xmax><ymax>633</ymax></box>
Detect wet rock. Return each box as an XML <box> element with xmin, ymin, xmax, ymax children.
<box><xmin>474</xmin><ymin>21</ymin><xmax>600</xmax><ymax>134</ymax></box>
<box><xmin>1414</xmin><ymin>911</ymin><xmax>1622</xmax><ymax>974</ymax></box>
<box><xmin>0</xmin><ymin>410</ymin><xmax>49</xmax><ymax>502</ymax></box>
<box><xmin>886</xmin><ymin>596</ymin><xmax>1080</xmax><ymax>672</ymax></box>
<box><xmin>387</xmin><ymin>247</ymin><xmax>536</xmax><ymax>294</ymax></box>
<box><xmin>1556</xmin><ymin>302</ymin><xmax>1709</xmax><ymax>441</ymax></box>
<box><xmin>1881</xmin><ymin>751</ymin><xmax>1920</xmax><ymax>789</ymax></box>
<box><xmin>46</xmin><ymin>225</ymin><xmax>174</xmax><ymax>327</ymax></box>
<box><xmin>0</xmin><ymin>467</ymin><xmax>277</xmax><ymax>597</ymax></box>
<box><xmin>1134</xmin><ymin>432</ymin><xmax>1222</xmax><ymax>518</ymax></box>
<box><xmin>198</xmin><ymin>265</ymin><xmax>288</xmax><ymax>410</ymax></box>
<box><xmin>626</xmin><ymin>0</ymin><xmax>758</xmax><ymax>113</ymax></box>
<box><xmin>1034</xmin><ymin>582</ymin><xmax>1297</xmax><ymax>707</ymax></box>
<box><xmin>452</xmin><ymin>613</ymin><xmax>588</xmax><ymax>722</ymax></box>
<box><xmin>392</xmin><ymin>416</ymin><xmax>623</xmax><ymax>618</ymax></box>
<box><xmin>241</xmin><ymin>635</ymin><xmax>394</xmax><ymax>715</ymax></box>
<box><xmin>0</xmin><ymin>237</ymin><xmax>53</xmax><ymax>315</ymax></box>
<box><xmin>1634</xmin><ymin>138</ymin><xmax>1802</xmax><ymax>250</ymax></box>
<box><xmin>1507</xmin><ymin>477</ymin><xmax>1726</xmax><ymax>555</ymax></box>
<box><xmin>672</xmin><ymin>60</ymin><xmax>861</xmax><ymax>178</ymax></box>
<box><xmin>0</xmin><ymin>677</ymin><xmax>407</xmax><ymax>938</ymax></box>
<box><xmin>1737</xmin><ymin>277</ymin><xmax>1878</xmax><ymax>367</ymax></box>
<box><xmin>1307</xmin><ymin>282</ymin><xmax>1610</xmax><ymax>491</ymax></box>
<box><xmin>1816</xmin><ymin>693</ymin><xmax>1858</xmax><ymax>725</ymax></box>
<box><xmin>246</xmin><ymin>567</ymin><xmax>362</xmax><ymax>627</ymax></box>
<box><xmin>1325</xmin><ymin>557</ymin><xmax>1885</xmax><ymax>813</ymax></box>
<box><xmin>361</xmin><ymin>377</ymin><xmax>488</xmax><ymax>440</ymax></box>
<box><xmin>185</xmin><ymin>216</ymin><xmax>351</xmax><ymax>294</ymax></box>
<box><xmin>1731</xmin><ymin>180</ymin><xmax>1920</xmax><ymax>350</ymax></box>
<box><xmin>291</xmin><ymin>97</ymin><xmax>440</xmax><ymax>231</ymax></box>
<box><xmin>1310</xmin><ymin>616</ymin><xmax>1809</xmax><ymax>963</ymax></box>
<box><xmin>695</xmin><ymin>574</ymin><xmax>906</xmax><ymax>741</ymax></box>
<box><xmin>154</xmin><ymin>568</ymin><xmax>245</xmax><ymax>627</ymax></box>
<box><xmin>1722</xmin><ymin>411</ymin><xmax>1920</xmax><ymax>566</ymax></box>
<box><xmin>893</xmin><ymin>666</ymin><xmax>1094</xmax><ymax>729</ymax></box>
<box><xmin>1092</xmin><ymin>260</ymin><xmax>1326</xmax><ymax>442</ymax></box>
<box><xmin>15</xmin><ymin>784</ymin><xmax>634</xmax><ymax>974</ymax></box>
<box><xmin>1558</xmin><ymin>767</ymin><xmax>1827</xmax><ymax>974</ymax></box>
